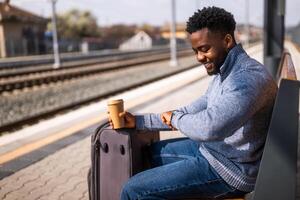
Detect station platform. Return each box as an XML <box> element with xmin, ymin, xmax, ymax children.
<box><xmin>0</xmin><ymin>44</ymin><xmax>273</xmax><ymax>200</ymax></box>
<box><xmin>0</xmin><ymin>68</ymin><xmax>211</xmax><ymax>200</ymax></box>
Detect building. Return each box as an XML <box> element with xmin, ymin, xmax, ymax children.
<box><xmin>81</xmin><ymin>37</ymin><xmax>104</xmax><ymax>53</ymax></box>
<box><xmin>0</xmin><ymin>1</ymin><xmax>49</xmax><ymax>57</ymax></box>
<box><xmin>160</xmin><ymin>23</ymin><xmax>187</xmax><ymax>40</ymax></box>
<box><xmin>235</xmin><ymin>24</ymin><xmax>263</xmax><ymax>45</ymax></box>
<box><xmin>119</xmin><ymin>31</ymin><xmax>152</xmax><ymax>51</ymax></box>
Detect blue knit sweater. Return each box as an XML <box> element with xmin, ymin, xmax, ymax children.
<box><xmin>135</xmin><ymin>44</ymin><xmax>278</xmax><ymax>192</ymax></box>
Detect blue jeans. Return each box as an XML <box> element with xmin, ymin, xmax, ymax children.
<box><xmin>120</xmin><ymin>138</ymin><xmax>246</xmax><ymax>200</ymax></box>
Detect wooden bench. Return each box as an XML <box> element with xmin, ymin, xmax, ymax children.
<box><xmin>277</xmin><ymin>49</ymin><xmax>298</xmax><ymax>81</ymax></box>
<box><xmin>251</xmin><ymin>50</ymin><xmax>299</xmax><ymax>200</ymax></box>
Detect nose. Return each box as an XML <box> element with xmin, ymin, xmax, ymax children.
<box><xmin>196</xmin><ymin>52</ymin><xmax>206</xmax><ymax>63</ymax></box>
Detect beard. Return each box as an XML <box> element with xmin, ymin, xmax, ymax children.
<box><xmin>205</xmin><ymin>50</ymin><xmax>228</xmax><ymax>75</ymax></box>
<box><xmin>204</xmin><ymin>62</ymin><xmax>220</xmax><ymax>75</ymax></box>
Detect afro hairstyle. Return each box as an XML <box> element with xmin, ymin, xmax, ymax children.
<box><xmin>186</xmin><ymin>6</ymin><xmax>236</xmax><ymax>37</ymax></box>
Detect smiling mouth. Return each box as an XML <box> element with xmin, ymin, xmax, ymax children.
<box><xmin>204</xmin><ymin>63</ymin><xmax>213</xmax><ymax>70</ymax></box>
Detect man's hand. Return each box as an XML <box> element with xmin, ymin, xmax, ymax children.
<box><xmin>161</xmin><ymin>111</ymin><xmax>176</xmax><ymax>130</ymax></box>
<box><xmin>108</xmin><ymin>111</ymin><xmax>136</xmax><ymax>129</ymax></box>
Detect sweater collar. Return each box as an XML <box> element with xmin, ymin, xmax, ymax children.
<box><xmin>219</xmin><ymin>44</ymin><xmax>245</xmax><ymax>80</ymax></box>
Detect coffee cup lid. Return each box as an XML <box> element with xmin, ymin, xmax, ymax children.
<box><xmin>107</xmin><ymin>99</ymin><xmax>123</xmax><ymax>105</ymax></box>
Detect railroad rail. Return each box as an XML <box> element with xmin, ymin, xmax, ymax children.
<box><xmin>0</xmin><ymin>46</ymin><xmax>190</xmax><ymax>77</ymax></box>
<box><xmin>0</xmin><ymin>45</ymin><xmax>188</xmax><ymax>69</ymax></box>
<box><xmin>0</xmin><ymin>55</ymin><xmax>199</xmax><ymax>132</ymax></box>
<box><xmin>0</xmin><ymin>49</ymin><xmax>193</xmax><ymax>93</ymax></box>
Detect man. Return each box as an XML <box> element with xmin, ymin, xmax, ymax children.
<box><xmin>111</xmin><ymin>6</ymin><xmax>277</xmax><ymax>200</ymax></box>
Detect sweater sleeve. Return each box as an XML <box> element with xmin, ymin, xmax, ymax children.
<box><xmin>135</xmin><ymin>113</ymin><xmax>172</xmax><ymax>131</ymax></box>
<box><xmin>177</xmin><ymin>94</ymin><xmax>208</xmax><ymax>114</ymax></box>
<box><xmin>135</xmin><ymin>94</ymin><xmax>208</xmax><ymax>131</ymax></box>
<box><xmin>171</xmin><ymin>72</ymin><xmax>263</xmax><ymax>141</ymax></box>
<box><xmin>135</xmin><ymin>79</ymin><xmax>211</xmax><ymax>131</ymax></box>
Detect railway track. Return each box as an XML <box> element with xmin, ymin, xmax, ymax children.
<box><xmin>0</xmin><ymin>49</ymin><xmax>193</xmax><ymax>93</ymax></box>
<box><xmin>0</xmin><ymin>43</ymin><xmax>266</xmax><ymax>133</ymax></box>
<box><xmin>0</xmin><ymin>46</ymin><xmax>190</xmax><ymax>76</ymax></box>
<box><xmin>0</xmin><ymin>45</ymin><xmax>187</xmax><ymax>69</ymax></box>
<box><xmin>0</xmin><ymin>55</ymin><xmax>199</xmax><ymax>132</ymax></box>
<box><xmin>0</xmin><ymin>50</ymin><xmax>167</xmax><ymax>77</ymax></box>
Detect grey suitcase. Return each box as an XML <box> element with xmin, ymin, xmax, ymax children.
<box><xmin>88</xmin><ymin>120</ymin><xmax>159</xmax><ymax>200</ymax></box>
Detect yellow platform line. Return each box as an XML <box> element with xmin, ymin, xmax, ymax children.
<box><xmin>0</xmin><ymin>115</ymin><xmax>105</xmax><ymax>164</ymax></box>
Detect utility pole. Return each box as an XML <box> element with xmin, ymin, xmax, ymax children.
<box><xmin>195</xmin><ymin>0</ymin><xmax>200</xmax><ymax>9</ymax></box>
<box><xmin>263</xmin><ymin>0</ymin><xmax>285</xmax><ymax>79</ymax></box>
<box><xmin>169</xmin><ymin>0</ymin><xmax>178</xmax><ymax>67</ymax></box>
<box><xmin>245</xmin><ymin>0</ymin><xmax>250</xmax><ymax>48</ymax></box>
<box><xmin>50</xmin><ymin>0</ymin><xmax>61</xmax><ymax>68</ymax></box>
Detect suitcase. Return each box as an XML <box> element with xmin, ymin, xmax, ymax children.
<box><xmin>88</xmin><ymin>120</ymin><xmax>160</xmax><ymax>200</ymax></box>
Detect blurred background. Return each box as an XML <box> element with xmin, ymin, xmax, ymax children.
<box><xmin>0</xmin><ymin>2</ymin><xmax>300</xmax><ymax>199</ymax></box>
<box><xmin>0</xmin><ymin>0</ymin><xmax>299</xmax><ymax>58</ymax></box>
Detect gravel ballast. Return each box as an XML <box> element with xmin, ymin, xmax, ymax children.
<box><xmin>0</xmin><ymin>56</ymin><xmax>199</xmax><ymax>128</ymax></box>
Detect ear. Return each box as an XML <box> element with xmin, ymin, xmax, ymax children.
<box><xmin>223</xmin><ymin>34</ymin><xmax>234</xmax><ymax>49</ymax></box>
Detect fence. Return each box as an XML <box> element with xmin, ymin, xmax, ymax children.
<box><xmin>4</xmin><ymin>38</ymin><xmax>83</xmax><ymax>57</ymax></box>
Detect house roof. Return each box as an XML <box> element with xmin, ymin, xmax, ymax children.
<box><xmin>161</xmin><ymin>23</ymin><xmax>186</xmax><ymax>32</ymax></box>
<box><xmin>0</xmin><ymin>3</ymin><xmax>48</xmax><ymax>23</ymax></box>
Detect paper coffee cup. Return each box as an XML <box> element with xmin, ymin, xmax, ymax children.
<box><xmin>107</xmin><ymin>99</ymin><xmax>125</xmax><ymax>129</ymax></box>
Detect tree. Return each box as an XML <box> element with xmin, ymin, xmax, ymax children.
<box><xmin>48</xmin><ymin>9</ymin><xmax>100</xmax><ymax>39</ymax></box>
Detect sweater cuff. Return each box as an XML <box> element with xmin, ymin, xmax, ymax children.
<box><xmin>135</xmin><ymin>115</ymin><xmax>145</xmax><ymax>130</ymax></box>
<box><xmin>171</xmin><ymin>111</ymin><xmax>184</xmax><ymax>130</ymax></box>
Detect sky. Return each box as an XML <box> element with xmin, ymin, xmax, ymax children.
<box><xmin>7</xmin><ymin>0</ymin><xmax>300</xmax><ymax>27</ymax></box>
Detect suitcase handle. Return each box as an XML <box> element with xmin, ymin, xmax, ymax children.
<box><xmin>120</xmin><ymin>145</ymin><xmax>125</xmax><ymax>155</ymax></box>
<box><xmin>100</xmin><ymin>142</ymin><xmax>109</xmax><ymax>153</ymax></box>
<box><xmin>100</xmin><ymin>143</ymin><xmax>126</xmax><ymax>155</ymax></box>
